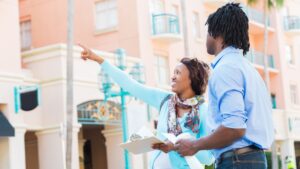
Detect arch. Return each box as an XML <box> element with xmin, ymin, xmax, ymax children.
<box><xmin>77</xmin><ymin>100</ymin><xmax>121</xmax><ymax>126</ymax></box>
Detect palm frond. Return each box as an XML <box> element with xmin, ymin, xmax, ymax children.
<box><xmin>247</xmin><ymin>0</ymin><xmax>259</xmax><ymax>5</ymax></box>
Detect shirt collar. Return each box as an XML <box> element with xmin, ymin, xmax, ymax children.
<box><xmin>211</xmin><ymin>46</ymin><xmax>241</xmax><ymax>68</ymax></box>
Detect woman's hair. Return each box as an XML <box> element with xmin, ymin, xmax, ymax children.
<box><xmin>180</xmin><ymin>57</ymin><xmax>210</xmax><ymax>96</ymax></box>
<box><xmin>206</xmin><ymin>3</ymin><xmax>250</xmax><ymax>55</ymax></box>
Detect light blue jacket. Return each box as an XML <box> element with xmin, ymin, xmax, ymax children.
<box><xmin>101</xmin><ymin>61</ymin><xmax>215</xmax><ymax>169</ymax></box>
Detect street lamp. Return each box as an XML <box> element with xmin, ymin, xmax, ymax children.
<box><xmin>99</xmin><ymin>48</ymin><xmax>144</xmax><ymax>169</ymax></box>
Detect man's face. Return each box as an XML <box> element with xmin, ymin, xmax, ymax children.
<box><xmin>206</xmin><ymin>34</ymin><xmax>216</xmax><ymax>55</ymax></box>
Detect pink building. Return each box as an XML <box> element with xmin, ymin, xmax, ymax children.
<box><xmin>0</xmin><ymin>0</ymin><xmax>300</xmax><ymax>168</ymax></box>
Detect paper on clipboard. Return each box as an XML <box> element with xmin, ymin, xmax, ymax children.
<box><xmin>119</xmin><ymin>126</ymin><xmax>164</xmax><ymax>154</ymax></box>
<box><xmin>162</xmin><ymin>133</ymin><xmax>205</xmax><ymax>169</ymax></box>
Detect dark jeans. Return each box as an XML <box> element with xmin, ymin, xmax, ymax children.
<box><xmin>215</xmin><ymin>150</ymin><xmax>267</xmax><ymax>169</ymax></box>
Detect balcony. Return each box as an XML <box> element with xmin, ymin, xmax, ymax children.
<box><xmin>242</xmin><ymin>6</ymin><xmax>275</xmax><ymax>34</ymax></box>
<box><xmin>151</xmin><ymin>13</ymin><xmax>182</xmax><ymax>44</ymax></box>
<box><xmin>284</xmin><ymin>16</ymin><xmax>300</xmax><ymax>35</ymax></box>
<box><xmin>245</xmin><ymin>50</ymin><xmax>274</xmax><ymax>68</ymax></box>
<box><xmin>245</xmin><ymin>49</ymin><xmax>278</xmax><ymax>76</ymax></box>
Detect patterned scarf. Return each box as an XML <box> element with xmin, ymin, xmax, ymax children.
<box><xmin>167</xmin><ymin>95</ymin><xmax>205</xmax><ymax>136</ymax></box>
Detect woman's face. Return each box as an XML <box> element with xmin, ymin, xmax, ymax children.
<box><xmin>171</xmin><ymin>63</ymin><xmax>192</xmax><ymax>94</ymax></box>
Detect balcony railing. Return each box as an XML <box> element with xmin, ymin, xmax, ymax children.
<box><xmin>245</xmin><ymin>50</ymin><xmax>275</xmax><ymax>68</ymax></box>
<box><xmin>152</xmin><ymin>13</ymin><xmax>180</xmax><ymax>35</ymax></box>
<box><xmin>77</xmin><ymin>100</ymin><xmax>121</xmax><ymax>125</ymax></box>
<box><xmin>242</xmin><ymin>6</ymin><xmax>271</xmax><ymax>27</ymax></box>
<box><xmin>284</xmin><ymin>16</ymin><xmax>300</xmax><ymax>31</ymax></box>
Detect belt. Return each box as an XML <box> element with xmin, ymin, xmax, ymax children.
<box><xmin>219</xmin><ymin>145</ymin><xmax>263</xmax><ymax>160</ymax></box>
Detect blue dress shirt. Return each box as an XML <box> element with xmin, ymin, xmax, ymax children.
<box><xmin>207</xmin><ymin>46</ymin><xmax>275</xmax><ymax>158</ymax></box>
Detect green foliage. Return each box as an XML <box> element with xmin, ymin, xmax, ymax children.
<box><xmin>247</xmin><ymin>0</ymin><xmax>284</xmax><ymax>9</ymax></box>
<box><xmin>265</xmin><ymin>152</ymin><xmax>282</xmax><ymax>169</ymax></box>
<box><xmin>205</xmin><ymin>164</ymin><xmax>214</xmax><ymax>169</ymax></box>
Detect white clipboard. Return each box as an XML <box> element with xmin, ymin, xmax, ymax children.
<box><xmin>120</xmin><ymin>136</ymin><xmax>164</xmax><ymax>154</ymax></box>
<box><xmin>120</xmin><ymin>126</ymin><xmax>165</xmax><ymax>154</ymax></box>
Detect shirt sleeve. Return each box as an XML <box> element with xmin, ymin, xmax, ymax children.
<box><xmin>101</xmin><ymin>60</ymin><xmax>171</xmax><ymax>110</ymax></box>
<box><xmin>210</xmin><ymin>65</ymin><xmax>248</xmax><ymax>129</ymax></box>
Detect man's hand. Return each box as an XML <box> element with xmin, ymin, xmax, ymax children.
<box><xmin>152</xmin><ymin>141</ymin><xmax>175</xmax><ymax>153</ymax></box>
<box><xmin>174</xmin><ymin>139</ymin><xmax>198</xmax><ymax>156</ymax></box>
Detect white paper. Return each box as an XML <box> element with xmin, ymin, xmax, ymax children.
<box><xmin>136</xmin><ymin>126</ymin><xmax>155</xmax><ymax>137</ymax></box>
<box><xmin>162</xmin><ymin>133</ymin><xmax>205</xmax><ymax>169</ymax></box>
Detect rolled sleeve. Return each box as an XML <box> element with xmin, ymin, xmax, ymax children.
<box><xmin>220</xmin><ymin>89</ymin><xmax>248</xmax><ymax>128</ymax></box>
<box><xmin>212</xmin><ymin>65</ymin><xmax>247</xmax><ymax>129</ymax></box>
<box><xmin>221</xmin><ymin>112</ymin><xmax>247</xmax><ymax>129</ymax></box>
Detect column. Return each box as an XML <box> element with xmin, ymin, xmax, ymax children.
<box><xmin>8</xmin><ymin>125</ymin><xmax>26</xmax><ymax>169</ymax></box>
<box><xmin>102</xmin><ymin>128</ymin><xmax>124</xmax><ymax>169</ymax></box>
<box><xmin>281</xmin><ymin>139</ymin><xmax>296</xmax><ymax>169</ymax></box>
<box><xmin>36</xmin><ymin>125</ymin><xmax>80</xmax><ymax>169</ymax></box>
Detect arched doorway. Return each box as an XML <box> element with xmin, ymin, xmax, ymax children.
<box><xmin>77</xmin><ymin>100</ymin><xmax>122</xmax><ymax>169</ymax></box>
<box><xmin>25</xmin><ymin>131</ymin><xmax>39</xmax><ymax>169</ymax></box>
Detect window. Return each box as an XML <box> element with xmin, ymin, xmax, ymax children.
<box><xmin>271</xmin><ymin>94</ymin><xmax>277</xmax><ymax>109</ymax></box>
<box><xmin>169</xmin><ymin>5</ymin><xmax>180</xmax><ymax>34</ymax></box>
<box><xmin>154</xmin><ymin>54</ymin><xmax>170</xmax><ymax>85</ymax></box>
<box><xmin>192</xmin><ymin>12</ymin><xmax>201</xmax><ymax>38</ymax></box>
<box><xmin>20</xmin><ymin>20</ymin><xmax>32</xmax><ymax>50</ymax></box>
<box><xmin>285</xmin><ymin>45</ymin><xmax>295</xmax><ymax>65</ymax></box>
<box><xmin>290</xmin><ymin>84</ymin><xmax>299</xmax><ymax>105</ymax></box>
<box><xmin>150</xmin><ymin>0</ymin><xmax>164</xmax><ymax>14</ymax></box>
<box><xmin>150</xmin><ymin>0</ymin><xmax>165</xmax><ymax>34</ymax></box>
<box><xmin>95</xmin><ymin>0</ymin><xmax>118</xmax><ymax>31</ymax></box>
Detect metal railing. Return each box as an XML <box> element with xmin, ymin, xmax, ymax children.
<box><xmin>245</xmin><ymin>49</ymin><xmax>275</xmax><ymax>68</ymax></box>
<box><xmin>284</xmin><ymin>16</ymin><xmax>300</xmax><ymax>31</ymax></box>
<box><xmin>77</xmin><ymin>100</ymin><xmax>121</xmax><ymax>125</ymax></box>
<box><xmin>152</xmin><ymin>13</ymin><xmax>180</xmax><ymax>35</ymax></box>
<box><xmin>242</xmin><ymin>6</ymin><xmax>271</xmax><ymax>26</ymax></box>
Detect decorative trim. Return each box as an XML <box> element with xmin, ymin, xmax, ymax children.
<box><xmin>22</xmin><ymin>43</ymin><xmax>141</xmax><ymax>64</ymax></box>
<box><xmin>35</xmin><ymin>123</ymin><xmax>81</xmax><ymax>136</ymax></box>
<box><xmin>0</xmin><ymin>72</ymin><xmax>23</xmax><ymax>83</ymax></box>
<box><xmin>249</xmin><ymin>21</ymin><xmax>276</xmax><ymax>32</ymax></box>
<box><xmin>22</xmin><ymin>43</ymin><xmax>66</xmax><ymax>59</ymax></box>
<box><xmin>0</xmin><ymin>71</ymin><xmax>40</xmax><ymax>84</ymax></box>
<box><xmin>94</xmin><ymin>27</ymin><xmax>118</xmax><ymax>36</ymax></box>
<box><xmin>102</xmin><ymin>128</ymin><xmax>122</xmax><ymax>137</ymax></box>
<box><xmin>19</xmin><ymin>15</ymin><xmax>31</xmax><ymax>22</ymax></box>
<box><xmin>40</xmin><ymin>77</ymin><xmax>98</xmax><ymax>88</ymax></box>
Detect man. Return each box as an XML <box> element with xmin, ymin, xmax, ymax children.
<box><xmin>174</xmin><ymin>3</ymin><xmax>274</xmax><ymax>169</ymax></box>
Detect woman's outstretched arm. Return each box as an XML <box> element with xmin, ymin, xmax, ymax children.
<box><xmin>78</xmin><ymin>43</ymin><xmax>171</xmax><ymax>110</ymax></box>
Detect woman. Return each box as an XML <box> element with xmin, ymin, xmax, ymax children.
<box><xmin>78</xmin><ymin>44</ymin><xmax>214</xmax><ymax>169</ymax></box>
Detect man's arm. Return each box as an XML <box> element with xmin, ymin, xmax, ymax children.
<box><xmin>197</xmin><ymin>125</ymin><xmax>245</xmax><ymax>150</ymax></box>
<box><xmin>175</xmin><ymin>125</ymin><xmax>245</xmax><ymax>156</ymax></box>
